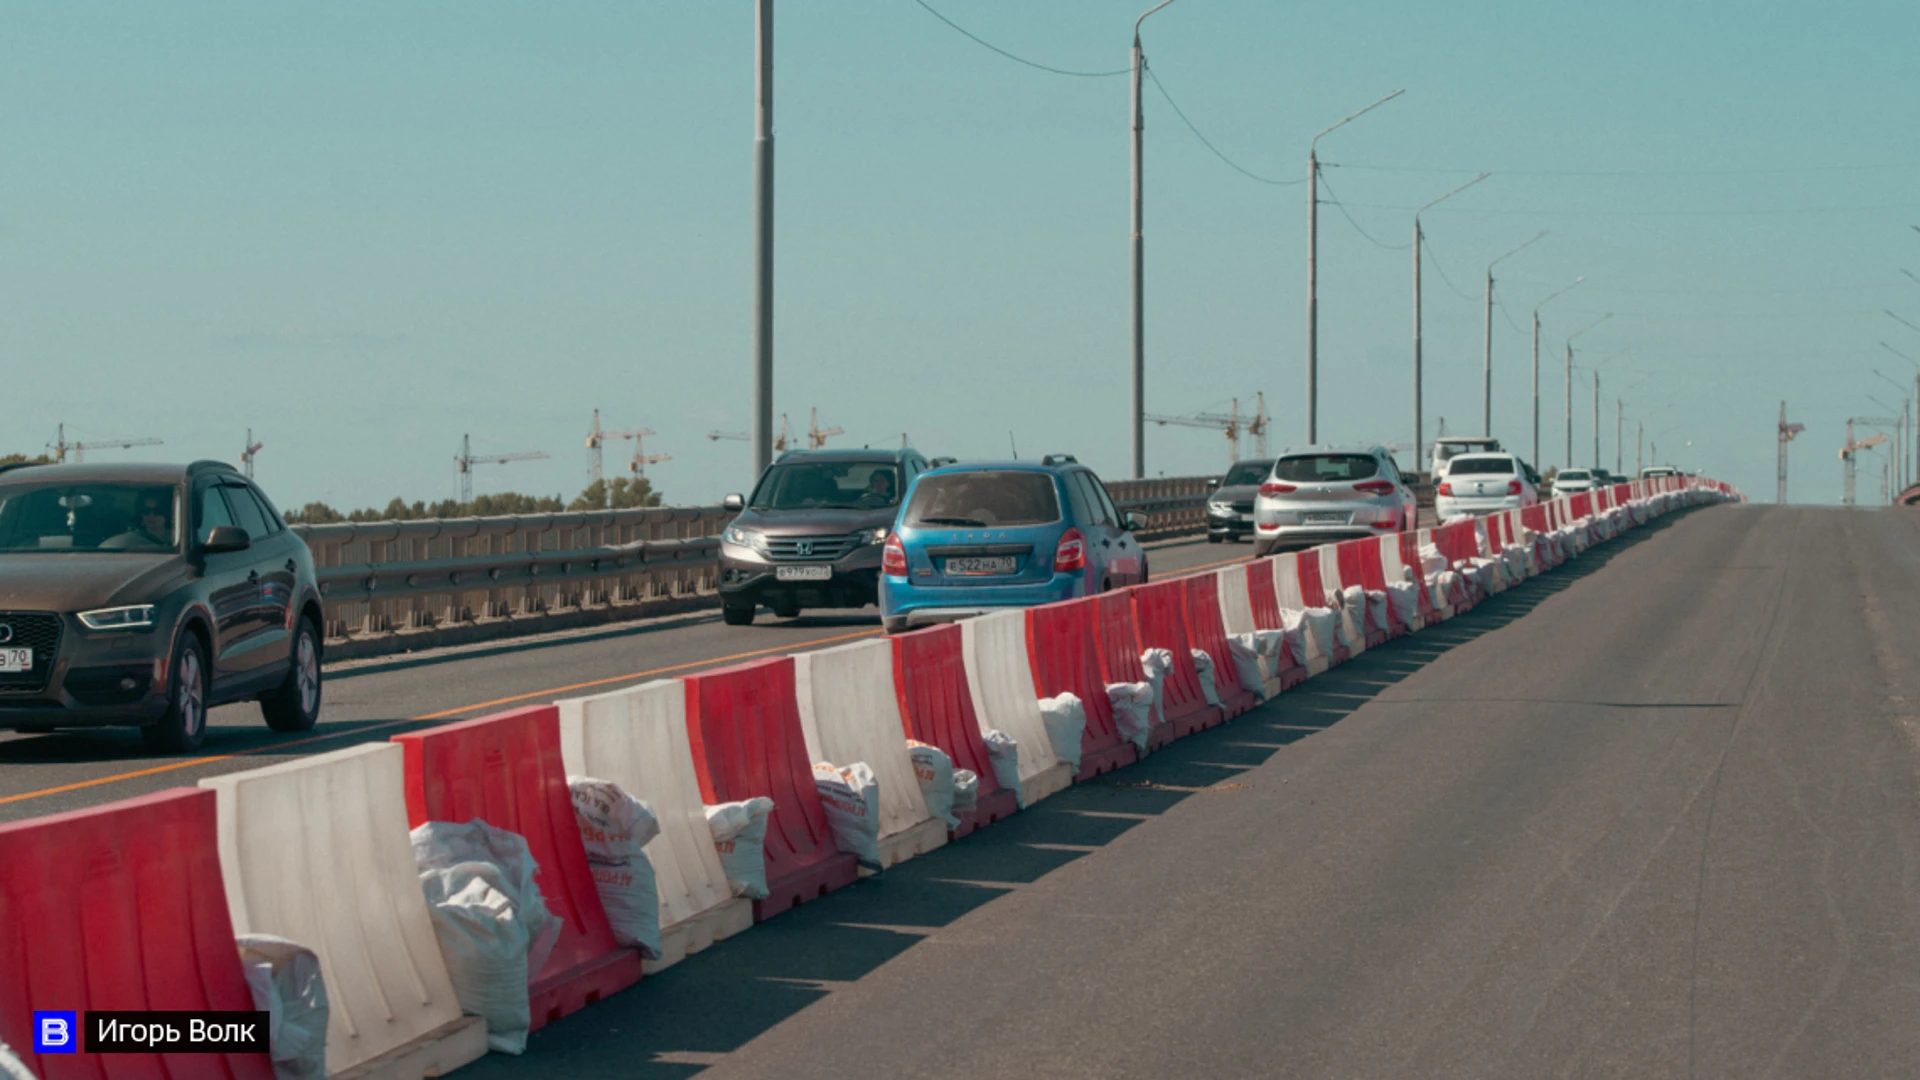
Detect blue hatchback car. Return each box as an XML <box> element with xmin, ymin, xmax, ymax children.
<box><xmin>879</xmin><ymin>456</ymin><xmax>1149</xmax><ymax>633</ymax></box>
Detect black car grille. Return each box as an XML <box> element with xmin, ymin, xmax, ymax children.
<box><xmin>765</xmin><ymin>532</ymin><xmax>864</xmax><ymax>562</ymax></box>
<box><xmin>0</xmin><ymin>612</ymin><xmax>62</xmax><ymax>696</ymax></box>
<box><xmin>1229</xmin><ymin>500</ymin><xmax>1255</xmax><ymax>513</ymax></box>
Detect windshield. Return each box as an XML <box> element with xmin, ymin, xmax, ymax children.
<box><xmin>1450</xmin><ymin>457</ymin><xmax>1517</xmax><ymax>476</ymax></box>
<box><xmin>1221</xmin><ymin>461</ymin><xmax>1273</xmax><ymax>487</ymax></box>
<box><xmin>904</xmin><ymin>472</ymin><xmax>1060</xmax><ymax>528</ymax></box>
<box><xmin>1559</xmin><ymin>470</ymin><xmax>1591</xmax><ymax>481</ymax></box>
<box><xmin>750</xmin><ymin>461</ymin><xmax>901</xmax><ymax>511</ymax></box>
<box><xmin>0</xmin><ymin>483</ymin><xmax>182</xmax><ymax>554</ymax></box>
<box><xmin>1273</xmin><ymin>454</ymin><xmax>1379</xmax><ymax>483</ymax></box>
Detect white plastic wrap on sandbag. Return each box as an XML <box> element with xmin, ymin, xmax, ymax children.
<box><xmin>951</xmin><ymin>769</ymin><xmax>979</xmax><ymax>818</ymax></box>
<box><xmin>1037</xmin><ymin>693</ymin><xmax>1087</xmax><ymax>772</ymax></box>
<box><xmin>1385</xmin><ymin>581</ymin><xmax>1419</xmax><ymax>629</ymax></box>
<box><xmin>1190</xmin><ymin>649</ymin><xmax>1222</xmax><ymax>707</ymax></box>
<box><xmin>813</xmin><ymin>761</ymin><xmax>884</xmax><ymax>871</ymax></box>
<box><xmin>238</xmin><ymin>933</ymin><xmax>329</xmax><ymax>1080</ymax></box>
<box><xmin>704</xmin><ymin>798</ymin><xmax>774</xmax><ymax>900</ymax></box>
<box><xmin>1418</xmin><ymin>544</ymin><xmax>1447</xmax><ymax>577</ymax></box>
<box><xmin>1106</xmin><ymin>682</ymin><xmax>1154</xmax><ymax>751</ymax></box>
<box><xmin>1364</xmin><ymin>590</ymin><xmax>1388</xmax><ymax>634</ymax></box>
<box><xmin>904</xmin><ymin>740</ymin><xmax>960</xmax><ymax>829</ymax></box>
<box><xmin>1226</xmin><ymin>635</ymin><xmax>1267</xmax><ymax>702</ymax></box>
<box><xmin>1435</xmin><ymin>569</ymin><xmax>1463</xmax><ymax>608</ymax></box>
<box><xmin>981</xmin><ymin>729</ymin><xmax>1026</xmax><ymax>808</ymax></box>
<box><xmin>411</xmin><ymin>820</ymin><xmax>562</xmax><ymax>1055</ymax></box>
<box><xmin>1339</xmin><ymin>586</ymin><xmax>1368</xmax><ymax>653</ymax></box>
<box><xmin>567</xmin><ymin>776</ymin><xmax>662</xmax><ymax>959</ymax></box>
<box><xmin>1138</xmin><ymin>647</ymin><xmax>1173</xmax><ymax>726</ymax></box>
<box><xmin>1283</xmin><ymin>606</ymin><xmax>1336</xmax><ymax>661</ymax></box>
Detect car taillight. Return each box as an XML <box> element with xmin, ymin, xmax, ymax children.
<box><xmin>1353</xmin><ymin>480</ymin><xmax>1396</xmax><ymax>496</ymax></box>
<box><xmin>1438</xmin><ymin>482</ymin><xmax>1453</xmax><ymax>497</ymax></box>
<box><xmin>1258</xmin><ymin>482</ymin><xmax>1297</xmax><ymax>497</ymax></box>
<box><xmin>1507</xmin><ymin>480</ymin><xmax>1523</xmax><ymax>495</ymax></box>
<box><xmin>1054</xmin><ymin>528</ymin><xmax>1087</xmax><ymax>573</ymax></box>
<box><xmin>882</xmin><ymin>533</ymin><xmax>908</xmax><ymax>575</ymax></box>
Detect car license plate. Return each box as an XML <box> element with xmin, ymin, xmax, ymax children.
<box><xmin>1304</xmin><ymin>512</ymin><xmax>1347</xmax><ymax>524</ymax></box>
<box><xmin>775</xmin><ymin>565</ymin><xmax>833</xmax><ymax>581</ymax></box>
<box><xmin>945</xmin><ymin>556</ymin><xmax>1016</xmax><ymax>576</ymax></box>
<box><xmin>0</xmin><ymin>648</ymin><xmax>30</xmax><ymax>674</ymax></box>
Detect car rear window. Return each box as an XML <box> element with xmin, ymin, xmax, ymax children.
<box><xmin>1559</xmin><ymin>470</ymin><xmax>1591</xmax><ymax>481</ymax></box>
<box><xmin>1450</xmin><ymin>457</ymin><xmax>1517</xmax><ymax>475</ymax></box>
<box><xmin>905</xmin><ymin>472</ymin><xmax>1060</xmax><ymax>528</ymax></box>
<box><xmin>1272</xmin><ymin>454</ymin><xmax>1378</xmax><ymax>482</ymax></box>
<box><xmin>1221</xmin><ymin>461</ymin><xmax>1272</xmax><ymax>487</ymax></box>
<box><xmin>750</xmin><ymin>461</ymin><xmax>901</xmax><ymax>511</ymax></box>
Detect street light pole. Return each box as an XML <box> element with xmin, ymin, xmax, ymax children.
<box><xmin>1412</xmin><ymin>173</ymin><xmax>1487</xmax><ymax>476</ymax></box>
<box><xmin>1615</xmin><ymin>397</ymin><xmax>1622</xmax><ymax>474</ymax></box>
<box><xmin>750</xmin><ymin>0</ymin><xmax>775</xmax><ymax>474</ymax></box>
<box><xmin>1129</xmin><ymin>0</ymin><xmax>1180</xmax><ymax>479</ymax></box>
<box><xmin>1482</xmin><ymin>231</ymin><xmax>1546</xmax><ymax>436</ymax></box>
<box><xmin>1883</xmin><ymin>340</ymin><xmax>1920</xmax><ymax>482</ymax></box>
<box><xmin>1564</xmin><ymin>313</ymin><xmax>1611</xmax><ymax>469</ymax></box>
<box><xmin>1531</xmin><ymin>277</ymin><xmax>1583</xmax><ymax>468</ymax></box>
<box><xmin>1306</xmin><ymin>89</ymin><xmax>1404</xmax><ymax>444</ymax></box>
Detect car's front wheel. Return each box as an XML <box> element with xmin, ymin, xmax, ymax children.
<box><xmin>143</xmin><ymin>632</ymin><xmax>208</xmax><ymax>753</ymax></box>
<box><xmin>262</xmin><ymin>618</ymin><xmax>322</xmax><ymax>733</ymax></box>
<box><xmin>721</xmin><ymin>602</ymin><xmax>755</xmax><ymax>626</ymax></box>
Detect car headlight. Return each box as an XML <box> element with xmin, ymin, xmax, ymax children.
<box><xmin>78</xmin><ymin>604</ymin><xmax>157</xmax><ymax>631</ymax></box>
<box><xmin>724</xmin><ymin>526</ymin><xmax>768</xmax><ymax>553</ymax></box>
<box><xmin>1207</xmin><ymin>500</ymin><xmax>1232</xmax><ymax>513</ymax></box>
<box><xmin>868</xmin><ymin>526</ymin><xmax>890</xmax><ymax>545</ymax></box>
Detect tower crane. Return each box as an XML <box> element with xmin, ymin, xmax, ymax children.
<box><xmin>1144</xmin><ymin>393</ymin><xmax>1270</xmax><ymax>465</ymax></box>
<box><xmin>627</xmin><ymin>430</ymin><xmax>671</xmax><ymax>478</ymax></box>
<box><xmin>1840</xmin><ymin>419</ymin><xmax>1888</xmax><ymax>507</ymax></box>
<box><xmin>1776</xmin><ymin>403</ymin><xmax>1804</xmax><ymax>504</ymax></box>
<box><xmin>585</xmin><ymin>410</ymin><xmax>659</xmax><ymax>483</ymax></box>
<box><xmin>806</xmin><ymin>408</ymin><xmax>843</xmax><ymax>450</ymax></box>
<box><xmin>48</xmin><ymin>424</ymin><xmax>163</xmax><ymax>464</ymax></box>
<box><xmin>242</xmin><ymin>429</ymin><xmax>265</xmax><ymax>479</ymax></box>
<box><xmin>455</xmin><ymin>434</ymin><xmax>547</xmax><ymax>503</ymax></box>
<box><xmin>709</xmin><ymin>415</ymin><xmax>794</xmax><ymax>453</ymax></box>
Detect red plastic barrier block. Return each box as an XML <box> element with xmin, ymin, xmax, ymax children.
<box><xmin>1398</xmin><ymin>533</ymin><xmax>1437</xmax><ymax>617</ymax></box>
<box><xmin>394</xmin><ymin>705</ymin><xmax>642</xmax><ymax>1028</ymax></box>
<box><xmin>1026</xmin><ymin>596</ymin><xmax>1135</xmax><ymax>779</ymax></box>
<box><xmin>1132</xmin><ymin>580</ymin><xmax>1219</xmax><ymax>737</ymax></box>
<box><xmin>1092</xmin><ymin>591</ymin><xmax>1175</xmax><ymax>751</ymax></box>
<box><xmin>1355</xmin><ymin>539</ymin><xmax>1409</xmax><ymax>637</ymax></box>
<box><xmin>1181</xmin><ymin>573</ymin><xmax>1256</xmax><ymax>719</ymax></box>
<box><xmin>890</xmin><ymin>624</ymin><xmax>1018</xmax><ymax>840</ymax></box>
<box><xmin>1572</xmin><ymin>492</ymin><xmax>1593</xmax><ymax>519</ymax></box>
<box><xmin>0</xmin><ymin>788</ymin><xmax>274</xmax><ymax>1080</ymax></box>
<box><xmin>1335</xmin><ymin>540</ymin><xmax>1388</xmax><ymax>646</ymax></box>
<box><xmin>1295</xmin><ymin>548</ymin><xmax>1331</xmax><ymax>609</ymax></box>
<box><xmin>680</xmin><ymin>657</ymin><xmax>859</xmax><ymax>919</ymax></box>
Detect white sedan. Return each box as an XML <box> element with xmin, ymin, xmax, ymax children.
<box><xmin>1435</xmin><ymin>453</ymin><xmax>1539</xmax><ymax>521</ymax></box>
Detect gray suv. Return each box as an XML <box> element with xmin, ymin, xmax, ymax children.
<box><xmin>718</xmin><ymin>448</ymin><xmax>930</xmax><ymax>625</ymax></box>
<box><xmin>1250</xmin><ymin>444</ymin><xmax>1418</xmax><ymax>555</ymax></box>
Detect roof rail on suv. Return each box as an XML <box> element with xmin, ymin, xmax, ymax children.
<box><xmin>1041</xmin><ymin>453</ymin><xmax>1078</xmax><ymax>466</ymax></box>
<box><xmin>187</xmin><ymin>460</ymin><xmax>240</xmax><ymax>479</ymax></box>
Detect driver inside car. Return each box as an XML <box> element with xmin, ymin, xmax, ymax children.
<box><xmin>99</xmin><ymin>490</ymin><xmax>174</xmax><ymax>550</ymax></box>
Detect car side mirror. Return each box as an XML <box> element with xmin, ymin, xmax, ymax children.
<box><xmin>1206</xmin><ymin>477</ymin><xmax>1220</xmax><ymax>491</ymax></box>
<box><xmin>722</xmin><ymin>493</ymin><xmax>745</xmax><ymax>512</ymax></box>
<box><xmin>1124</xmin><ymin>511</ymin><xmax>1147</xmax><ymax>531</ymax></box>
<box><xmin>201</xmin><ymin>525</ymin><xmax>251</xmax><ymax>554</ymax></box>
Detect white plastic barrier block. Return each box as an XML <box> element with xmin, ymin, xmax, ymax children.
<box><xmin>1269</xmin><ymin>551</ymin><xmax>1337</xmax><ymax>669</ymax></box>
<box><xmin>200</xmin><ymin>744</ymin><xmax>488</xmax><ymax>1080</ymax></box>
<box><xmin>557</xmin><ymin>679</ymin><xmax>753</xmax><ymax>973</ymax></box>
<box><xmin>961</xmin><ymin>609</ymin><xmax>1073</xmax><ymax>806</ymax></box>
<box><xmin>1216</xmin><ymin>565</ymin><xmax>1257</xmax><ymax>638</ymax></box>
<box><xmin>794</xmin><ymin>639</ymin><xmax>947</xmax><ymax>867</ymax></box>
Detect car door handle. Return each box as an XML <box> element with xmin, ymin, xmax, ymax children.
<box><xmin>247</xmin><ymin>570</ymin><xmax>260</xmax><ymax>584</ymax></box>
<box><xmin>285</xmin><ymin>560</ymin><xmax>297</xmax><ymax>573</ymax></box>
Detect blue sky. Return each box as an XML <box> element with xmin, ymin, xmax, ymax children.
<box><xmin>5</xmin><ymin>1</ymin><xmax>1918</xmax><ymax>507</ymax></box>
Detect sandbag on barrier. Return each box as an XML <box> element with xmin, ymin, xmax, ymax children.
<box><xmin>1244</xmin><ymin>559</ymin><xmax>1309</xmax><ymax>689</ymax></box>
<box><xmin>556</xmin><ymin>680</ymin><xmax>754</xmax><ymax>971</ymax></box>
<box><xmin>1353</xmin><ymin>537</ymin><xmax>1414</xmax><ymax>638</ymax></box>
<box><xmin>0</xmin><ymin>788</ymin><xmax>275</xmax><ymax>1080</ymax></box>
<box><xmin>1273</xmin><ymin>550</ymin><xmax>1345</xmax><ymax>670</ymax></box>
<box><xmin>1091</xmin><ymin>590</ymin><xmax>1172</xmax><ymax>751</ymax></box>
<box><xmin>1131</xmin><ymin>580</ymin><xmax>1221</xmax><ymax>737</ymax></box>
<box><xmin>680</xmin><ymin>657</ymin><xmax>860</xmax><ymax>920</ymax></box>
<box><xmin>1309</xmin><ymin>547</ymin><xmax>1367</xmax><ymax>658</ymax></box>
<box><xmin>891</xmin><ymin>624</ymin><xmax>1019</xmax><ymax>838</ymax></box>
<box><xmin>794</xmin><ymin>639</ymin><xmax>948</xmax><ymax>868</ymax></box>
<box><xmin>1334</xmin><ymin>540</ymin><xmax>1391</xmax><ymax>646</ymax></box>
<box><xmin>960</xmin><ymin>609</ymin><xmax>1073</xmax><ymax>806</ymax></box>
<box><xmin>1181</xmin><ymin>572</ymin><xmax>1257</xmax><ymax>718</ymax></box>
<box><xmin>1395</xmin><ymin>532</ymin><xmax>1441</xmax><ymax>624</ymax></box>
<box><xmin>1026</xmin><ymin>596</ymin><xmax>1137</xmax><ymax>779</ymax></box>
<box><xmin>200</xmin><ymin>744</ymin><xmax>489</xmax><ymax>1078</ymax></box>
<box><xmin>393</xmin><ymin>706</ymin><xmax>644</xmax><ymax>1029</ymax></box>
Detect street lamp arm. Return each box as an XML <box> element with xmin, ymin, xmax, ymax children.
<box><xmin>1882</xmin><ymin>341</ymin><xmax>1920</xmax><ymax>368</ymax></box>
<box><xmin>1534</xmin><ymin>276</ymin><xmax>1585</xmax><ymax>316</ymax></box>
<box><xmin>1416</xmin><ymin>172</ymin><xmax>1490</xmax><ymax>222</ymax></box>
<box><xmin>1312</xmin><ymin>89</ymin><xmax>1406</xmax><ymax>154</ymax></box>
<box><xmin>1889</xmin><ymin>310</ymin><xmax>1920</xmax><ymax>337</ymax></box>
<box><xmin>1568</xmin><ymin>312</ymin><xmax>1613</xmax><ymax>347</ymax></box>
<box><xmin>1489</xmin><ymin>230</ymin><xmax>1548</xmax><ymax>272</ymax></box>
<box><xmin>1134</xmin><ymin>0</ymin><xmax>1180</xmax><ymax>43</ymax></box>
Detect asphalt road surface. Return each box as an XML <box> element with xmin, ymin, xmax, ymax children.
<box><xmin>0</xmin><ymin>536</ymin><xmax>1257</xmax><ymax>821</ymax></box>
<box><xmin>415</xmin><ymin>503</ymin><xmax>1914</xmax><ymax>1080</ymax></box>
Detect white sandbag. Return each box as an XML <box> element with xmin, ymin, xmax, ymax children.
<box><xmin>1037</xmin><ymin>693</ymin><xmax>1086</xmax><ymax>773</ymax></box>
<box><xmin>1418</xmin><ymin>544</ymin><xmax>1447</xmax><ymax>576</ymax></box>
<box><xmin>1190</xmin><ymin>649</ymin><xmax>1222</xmax><ymax>708</ymax></box>
<box><xmin>704</xmin><ymin>798</ymin><xmax>774</xmax><ymax>900</ymax></box>
<box><xmin>1139</xmin><ymin>647</ymin><xmax>1173</xmax><ymax>725</ymax></box>
<box><xmin>411</xmin><ymin>820</ymin><xmax>561</xmax><ymax>1055</ymax></box>
<box><xmin>1339</xmin><ymin>586</ymin><xmax>1368</xmax><ymax>653</ymax></box>
<box><xmin>981</xmin><ymin>729</ymin><xmax>1026</xmax><ymax>808</ymax></box>
<box><xmin>905</xmin><ymin>740</ymin><xmax>960</xmax><ymax>829</ymax></box>
<box><xmin>1105</xmin><ymin>682</ymin><xmax>1154</xmax><ymax>751</ymax></box>
<box><xmin>567</xmin><ymin>777</ymin><xmax>661</xmax><ymax>959</ymax></box>
<box><xmin>1226</xmin><ymin>635</ymin><xmax>1267</xmax><ymax>703</ymax></box>
<box><xmin>1364</xmin><ymin>590</ymin><xmax>1389</xmax><ymax>634</ymax></box>
<box><xmin>238</xmin><ymin>933</ymin><xmax>329</xmax><ymax>1080</ymax></box>
<box><xmin>1385</xmin><ymin>581</ymin><xmax>1419</xmax><ymax>629</ymax></box>
<box><xmin>951</xmin><ymin>769</ymin><xmax>979</xmax><ymax>818</ymax></box>
<box><xmin>813</xmin><ymin>761</ymin><xmax>884</xmax><ymax>871</ymax></box>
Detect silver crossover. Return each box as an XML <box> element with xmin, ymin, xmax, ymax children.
<box><xmin>1251</xmin><ymin>445</ymin><xmax>1418</xmax><ymax>556</ymax></box>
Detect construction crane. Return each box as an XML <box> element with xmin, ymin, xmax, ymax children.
<box><xmin>806</xmin><ymin>408</ymin><xmax>843</xmax><ymax>450</ymax></box>
<box><xmin>455</xmin><ymin>434</ymin><xmax>547</xmax><ymax>503</ymax></box>
<box><xmin>47</xmin><ymin>424</ymin><xmax>163</xmax><ymax>464</ymax></box>
<box><xmin>627</xmin><ymin>430</ymin><xmax>670</xmax><ymax>478</ymax></box>
<box><xmin>241</xmin><ymin>429</ymin><xmax>264</xmax><ymax>479</ymax></box>
<box><xmin>1840</xmin><ymin>419</ymin><xmax>1888</xmax><ymax>507</ymax></box>
<box><xmin>585</xmin><ymin>410</ymin><xmax>659</xmax><ymax>483</ymax></box>
<box><xmin>1144</xmin><ymin>393</ymin><xmax>1270</xmax><ymax>465</ymax></box>
<box><xmin>1776</xmin><ymin>403</ymin><xmax>1804</xmax><ymax>504</ymax></box>
<box><xmin>709</xmin><ymin>415</ymin><xmax>794</xmax><ymax>453</ymax></box>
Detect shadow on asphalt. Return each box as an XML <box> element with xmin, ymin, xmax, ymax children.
<box><xmin>453</xmin><ymin>508</ymin><xmax>1699</xmax><ymax>1079</ymax></box>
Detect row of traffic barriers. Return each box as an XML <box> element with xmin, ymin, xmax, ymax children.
<box><xmin>0</xmin><ymin>475</ymin><xmax>1740</xmax><ymax>1079</ymax></box>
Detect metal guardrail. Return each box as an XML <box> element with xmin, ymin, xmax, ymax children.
<box><xmin>295</xmin><ymin>477</ymin><xmax>1214</xmax><ymax>649</ymax></box>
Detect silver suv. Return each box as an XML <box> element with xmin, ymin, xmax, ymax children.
<box><xmin>1251</xmin><ymin>445</ymin><xmax>1418</xmax><ymax>556</ymax></box>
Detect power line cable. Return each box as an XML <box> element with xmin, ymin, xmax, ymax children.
<box><xmin>1144</xmin><ymin>68</ymin><xmax>1302</xmax><ymax>186</ymax></box>
<box><xmin>1418</xmin><ymin>234</ymin><xmax>1481</xmax><ymax>302</ymax></box>
<box><xmin>912</xmin><ymin>0</ymin><xmax>1128</xmax><ymax>77</ymax></box>
<box><xmin>1336</xmin><ymin>200</ymin><xmax>1919</xmax><ymax>218</ymax></box>
<box><xmin>1327</xmin><ymin>160</ymin><xmax>1920</xmax><ymax>177</ymax></box>
<box><xmin>1317</xmin><ymin>170</ymin><xmax>1411</xmax><ymax>251</ymax></box>
<box><xmin>1492</xmin><ymin>296</ymin><xmax>1530</xmax><ymax>335</ymax></box>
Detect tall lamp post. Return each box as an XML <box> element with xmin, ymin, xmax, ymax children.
<box><xmin>1530</xmin><ymin>277</ymin><xmax>1583</xmax><ymax>468</ymax></box>
<box><xmin>1305</xmin><ymin>89</ymin><xmax>1404</xmax><ymax>443</ymax></box>
<box><xmin>1128</xmin><ymin>0</ymin><xmax>1182</xmax><ymax>479</ymax></box>
<box><xmin>1884</xmin><ymin>339</ymin><xmax>1920</xmax><ymax>485</ymax></box>
<box><xmin>750</xmin><ymin>0</ymin><xmax>775</xmax><ymax>473</ymax></box>
<box><xmin>1565</xmin><ymin>313</ymin><xmax>1612</xmax><ymax>469</ymax></box>
<box><xmin>1482</xmin><ymin>232</ymin><xmax>1546</xmax><ymax>436</ymax></box>
<box><xmin>1871</xmin><ymin>370</ymin><xmax>1909</xmax><ymax>492</ymax></box>
<box><xmin>1411</xmin><ymin>173</ymin><xmax>1488</xmax><ymax>476</ymax></box>
<box><xmin>1588</xmin><ymin>346</ymin><xmax>1632</xmax><ymax>470</ymax></box>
